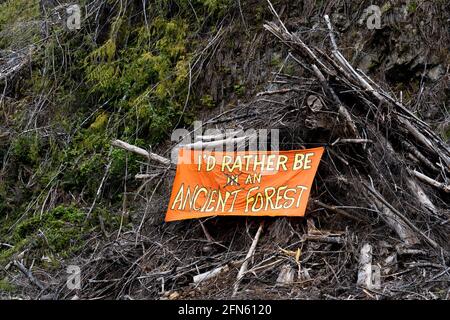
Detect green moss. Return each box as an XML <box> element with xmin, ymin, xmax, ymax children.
<box><xmin>443</xmin><ymin>128</ymin><xmax>450</xmax><ymax>142</ymax></box>
<box><xmin>110</xmin><ymin>148</ymin><xmax>140</xmax><ymax>181</ymax></box>
<box><xmin>0</xmin><ymin>239</ymin><xmax>27</xmax><ymax>265</ymax></box>
<box><xmin>381</xmin><ymin>3</ymin><xmax>392</xmax><ymax>14</ymax></box>
<box><xmin>202</xmin><ymin>0</ymin><xmax>229</xmax><ymax>12</ymax></box>
<box><xmin>254</xmin><ymin>4</ymin><xmax>266</xmax><ymax>23</ymax></box>
<box><xmin>0</xmin><ymin>0</ymin><xmax>39</xmax><ymax>25</ymax></box>
<box><xmin>84</xmin><ymin>15</ymin><xmax>193</xmax><ymax>143</ymax></box>
<box><xmin>94</xmin><ymin>207</ymin><xmax>122</xmax><ymax>230</ymax></box>
<box><xmin>0</xmin><ymin>204</ymin><xmax>119</xmax><ymax>267</ymax></box>
<box><xmin>89</xmin><ymin>112</ymin><xmax>109</xmax><ymax>131</ymax></box>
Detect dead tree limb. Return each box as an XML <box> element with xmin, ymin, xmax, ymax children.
<box><xmin>409</xmin><ymin>170</ymin><xmax>450</xmax><ymax>193</ymax></box>
<box><xmin>311</xmin><ymin>64</ymin><xmax>360</xmax><ymax>137</ymax></box>
<box><xmin>406</xmin><ymin>178</ymin><xmax>438</xmax><ymax>215</ymax></box>
<box><xmin>14</xmin><ymin>260</ymin><xmax>45</xmax><ymax>291</ymax></box>
<box><xmin>232</xmin><ymin>221</ymin><xmax>264</xmax><ymax>297</ymax></box>
<box><xmin>357</xmin><ymin>243</ymin><xmax>373</xmax><ymax>289</ymax></box>
<box><xmin>111</xmin><ymin>139</ymin><xmax>171</xmax><ymax>166</ymax></box>
<box><xmin>313</xmin><ymin>199</ymin><xmax>363</xmax><ymax>222</ymax></box>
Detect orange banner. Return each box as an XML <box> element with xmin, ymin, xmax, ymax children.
<box><xmin>165</xmin><ymin>147</ymin><xmax>324</xmax><ymax>222</ymax></box>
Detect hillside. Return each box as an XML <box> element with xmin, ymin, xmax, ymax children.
<box><xmin>0</xmin><ymin>0</ymin><xmax>449</xmax><ymax>300</ymax></box>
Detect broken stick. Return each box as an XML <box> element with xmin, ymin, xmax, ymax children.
<box><xmin>194</xmin><ymin>260</ymin><xmax>243</xmax><ymax>284</ymax></box>
<box><xmin>356</xmin><ymin>243</ymin><xmax>380</xmax><ymax>290</ymax></box>
<box><xmin>409</xmin><ymin>169</ymin><xmax>450</xmax><ymax>193</ymax></box>
<box><xmin>232</xmin><ymin>221</ymin><xmax>264</xmax><ymax>297</ymax></box>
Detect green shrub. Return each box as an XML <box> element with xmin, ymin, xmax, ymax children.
<box><xmin>0</xmin><ymin>0</ymin><xmax>233</xmax><ymax>267</ymax></box>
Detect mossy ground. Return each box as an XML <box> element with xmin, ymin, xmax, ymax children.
<box><xmin>0</xmin><ymin>0</ymin><xmax>234</xmax><ymax>271</ymax></box>
<box><xmin>1</xmin><ymin>206</ymin><xmax>83</xmax><ymax>264</ymax></box>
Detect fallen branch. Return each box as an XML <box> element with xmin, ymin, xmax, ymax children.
<box><xmin>406</xmin><ymin>178</ymin><xmax>438</xmax><ymax>215</ymax></box>
<box><xmin>256</xmin><ymin>88</ymin><xmax>297</xmax><ymax>96</ymax></box>
<box><xmin>364</xmin><ymin>183</ymin><xmax>439</xmax><ymax>249</ymax></box>
<box><xmin>302</xmin><ymin>233</ymin><xmax>344</xmax><ymax>244</ymax></box>
<box><xmin>193</xmin><ymin>260</ymin><xmax>243</xmax><ymax>284</ymax></box>
<box><xmin>14</xmin><ymin>260</ymin><xmax>45</xmax><ymax>291</ymax></box>
<box><xmin>396</xmin><ymin>246</ymin><xmax>427</xmax><ymax>256</ymax></box>
<box><xmin>311</xmin><ymin>64</ymin><xmax>360</xmax><ymax>138</ymax></box>
<box><xmin>276</xmin><ymin>264</ymin><xmax>295</xmax><ymax>286</ymax></box>
<box><xmin>331</xmin><ymin>138</ymin><xmax>373</xmax><ymax>146</ymax></box>
<box><xmin>134</xmin><ymin>173</ymin><xmax>155</xmax><ymax>180</ymax></box>
<box><xmin>409</xmin><ymin>169</ymin><xmax>450</xmax><ymax>193</ymax></box>
<box><xmin>194</xmin><ymin>265</ymin><xmax>230</xmax><ymax>284</ymax></box>
<box><xmin>196</xmin><ymin>130</ymin><xmax>242</xmax><ymax>141</ymax></box>
<box><xmin>0</xmin><ymin>53</ymin><xmax>31</xmax><ymax>81</ymax></box>
<box><xmin>370</xmin><ymin>195</ymin><xmax>419</xmax><ymax>246</ymax></box>
<box><xmin>401</xmin><ymin>141</ymin><xmax>439</xmax><ymax>172</ymax></box>
<box><xmin>111</xmin><ymin>139</ymin><xmax>171</xmax><ymax>166</ymax></box>
<box><xmin>87</xmin><ymin>148</ymin><xmax>113</xmax><ymax>219</ymax></box>
<box><xmin>232</xmin><ymin>221</ymin><xmax>264</xmax><ymax>297</ymax></box>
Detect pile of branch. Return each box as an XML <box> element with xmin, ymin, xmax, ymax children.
<box><xmin>259</xmin><ymin>2</ymin><xmax>449</xmax><ymax>252</ymax></box>
<box><xmin>113</xmin><ymin>4</ymin><xmax>449</xmax><ymax>252</ymax></box>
